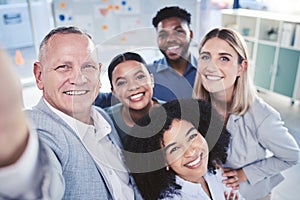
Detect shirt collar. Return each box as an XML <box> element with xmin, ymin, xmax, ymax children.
<box><xmin>155</xmin><ymin>54</ymin><xmax>197</xmax><ymax>73</ymax></box>
<box><xmin>91</xmin><ymin>108</ymin><xmax>112</xmax><ymax>141</ymax></box>
<box><xmin>175</xmin><ymin>175</ymin><xmax>204</xmax><ymax>197</ymax></box>
<box><xmin>43</xmin><ymin>98</ymin><xmax>111</xmax><ymax>141</ymax></box>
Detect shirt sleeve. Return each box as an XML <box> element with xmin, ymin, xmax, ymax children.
<box><xmin>0</xmin><ymin>126</ymin><xmax>65</xmax><ymax>199</ymax></box>
<box><xmin>0</xmin><ymin>126</ymin><xmax>40</xmax><ymax>198</ymax></box>
<box><xmin>243</xmin><ymin>112</ymin><xmax>300</xmax><ymax>185</ymax></box>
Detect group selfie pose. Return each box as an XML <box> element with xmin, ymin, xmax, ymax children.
<box><xmin>0</xmin><ymin>4</ymin><xmax>299</xmax><ymax>200</ymax></box>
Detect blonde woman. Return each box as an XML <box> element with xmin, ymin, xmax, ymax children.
<box><xmin>193</xmin><ymin>27</ymin><xmax>299</xmax><ymax>200</ymax></box>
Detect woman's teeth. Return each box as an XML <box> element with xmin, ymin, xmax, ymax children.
<box><xmin>206</xmin><ymin>75</ymin><xmax>222</xmax><ymax>81</ymax></box>
<box><xmin>186</xmin><ymin>156</ymin><xmax>201</xmax><ymax>167</ymax></box>
<box><xmin>130</xmin><ymin>93</ymin><xmax>143</xmax><ymax>100</ymax></box>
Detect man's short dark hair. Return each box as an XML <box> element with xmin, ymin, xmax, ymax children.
<box><xmin>152</xmin><ymin>6</ymin><xmax>191</xmax><ymax>28</ymax></box>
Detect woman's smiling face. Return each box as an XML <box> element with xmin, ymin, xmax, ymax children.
<box><xmin>111</xmin><ymin>60</ymin><xmax>154</xmax><ymax>110</ymax></box>
<box><xmin>163</xmin><ymin>119</ymin><xmax>208</xmax><ymax>183</ymax></box>
<box><xmin>198</xmin><ymin>37</ymin><xmax>244</xmax><ymax>96</ymax></box>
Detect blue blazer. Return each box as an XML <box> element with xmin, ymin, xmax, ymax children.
<box><xmin>26</xmin><ymin>98</ymin><xmax>142</xmax><ymax>200</ymax></box>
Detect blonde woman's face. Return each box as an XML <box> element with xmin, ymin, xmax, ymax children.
<box><xmin>197</xmin><ymin>37</ymin><xmax>244</xmax><ymax>97</ymax></box>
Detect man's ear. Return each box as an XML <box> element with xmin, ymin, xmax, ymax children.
<box><xmin>33</xmin><ymin>62</ymin><xmax>44</xmax><ymax>90</ymax></box>
<box><xmin>189</xmin><ymin>30</ymin><xmax>193</xmax><ymax>40</ymax></box>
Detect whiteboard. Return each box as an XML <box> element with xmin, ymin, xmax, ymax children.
<box><xmin>52</xmin><ymin>0</ymin><xmax>200</xmax><ymax>46</ymax></box>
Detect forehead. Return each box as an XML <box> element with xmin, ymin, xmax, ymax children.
<box><xmin>112</xmin><ymin>60</ymin><xmax>148</xmax><ymax>77</ymax></box>
<box><xmin>47</xmin><ymin>33</ymin><xmax>95</xmax><ymax>53</ymax></box>
<box><xmin>201</xmin><ymin>37</ymin><xmax>236</xmax><ymax>54</ymax></box>
<box><xmin>43</xmin><ymin>33</ymin><xmax>97</xmax><ymax>62</ymax></box>
<box><xmin>163</xmin><ymin>119</ymin><xmax>194</xmax><ymax>142</ymax></box>
<box><xmin>157</xmin><ymin>17</ymin><xmax>188</xmax><ymax>30</ymax></box>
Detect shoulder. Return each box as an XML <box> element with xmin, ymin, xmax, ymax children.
<box><xmin>152</xmin><ymin>57</ymin><xmax>164</xmax><ymax>65</ymax></box>
<box><xmin>148</xmin><ymin>57</ymin><xmax>169</xmax><ymax>73</ymax></box>
<box><xmin>104</xmin><ymin>103</ymin><xmax>122</xmax><ymax>114</ymax></box>
<box><xmin>152</xmin><ymin>97</ymin><xmax>166</xmax><ymax>105</ymax></box>
<box><xmin>246</xmin><ymin>97</ymin><xmax>281</xmax><ymax>123</ymax></box>
<box><xmin>94</xmin><ymin>105</ymin><xmax>116</xmax><ymax>125</ymax></box>
<box><xmin>94</xmin><ymin>92</ymin><xmax>113</xmax><ymax>108</ymax></box>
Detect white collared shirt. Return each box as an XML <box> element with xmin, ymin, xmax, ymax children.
<box><xmin>44</xmin><ymin>99</ymin><xmax>134</xmax><ymax>200</ymax></box>
<box><xmin>165</xmin><ymin>170</ymin><xmax>236</xmax><ymax>200</ymax></box>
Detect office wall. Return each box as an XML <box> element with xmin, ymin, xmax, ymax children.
<box><xmin>0</xmin><ymin>1</ymin><xmax>53</xmax><ymax>49</ymax></box>
<box><xmin>52</xmin><ymin>0</ymin><xmax>200</xmax><ymax>46</ymax></box>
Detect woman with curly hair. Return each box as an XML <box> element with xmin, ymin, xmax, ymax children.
<box><xmin>124</xmin><ymin>98</ymin><xmax>239</xmax><ymax>200</ymax></box>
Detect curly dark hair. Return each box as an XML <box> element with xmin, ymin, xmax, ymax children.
<box><xmin>124</xmin><ymin>99</ymin><xmax>230</xmax><ymax>200</ymax></box>
<box><xmin>152</xmin><ymin>6</ymin><xmax>191</xmax><ymax>28</ymax></box>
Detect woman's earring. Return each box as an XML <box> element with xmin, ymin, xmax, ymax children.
<box><xmin>166</xmin><ymin>166</ymin><xmax>169</xmax><ymax>171</ymax></box>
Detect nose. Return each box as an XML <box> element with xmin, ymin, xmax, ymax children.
<box><xmin>205</xmin><ymin>59</ymin><xmax>219</xmax><ymax>72</ymax></box>
<box><xmin>69</xmin><ymin>68</ymin><xmax>87</xmax><ymax>85</ymax></box>
<box><xmin>166</xmin><ymin>31</ymin><xmax>177</xmax><ymax>43</ymax></box>
<box><xmin>184</xmin><ymin>145</ymin><xmax>197</xmax><ymax>157</ymax></box>
<box><xmin>127</xmin><ymin>79</ymin><xmax>140</xmax><ymax>91</ymax></box>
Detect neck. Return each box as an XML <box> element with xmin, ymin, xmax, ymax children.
<box><xmin>210</xmin><ymin>93</ymin><xmax>232</xmax><ymax>123</ymax></box>
<box><xmin>121</xmin><ymin>100</ymin><xmax>156</xmax><ymax>127</ymax></box>
<box><xmin>167</xmin><ymin>54</ymin><xmax>190</xmax><ymax>76</ymax></box>
<box><xmin>73</xmin><ymin>112</ymin><xmax>94</xmax><ymax>125</ymax></box>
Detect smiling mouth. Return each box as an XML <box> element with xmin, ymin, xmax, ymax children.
<box><xmin>167</xmin><ymin>45</ymin><xmax>180</xmax><ymax>50</ymax></box>
<box><xmin>64</xmin><ymin>90</ymin><xmax>88</xmax><ymax>96</ymax></box>
<box><xmin>129</xmin><ymin>92</ymin><xmax>144</xmax><ymax>101</ymax></box>
<box><xmin>205</xmin><ymin>75</ymin><xmax>223</xmax><ymax>81</ymax></box>
<box><xmin>185</xmin><ymin>152</ymin><xmax>203</xmax><ymax>167</ymax></box>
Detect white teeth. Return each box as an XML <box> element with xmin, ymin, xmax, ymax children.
<box><xmin>168</xmin><ymin>45</ymin><xmax>179</xmax><ymax>50</ymax></box>
<box><xmin>206</xmin><ymin>75</ymin><xmax>222</xmax><ymax>81</ymax></box>
<box><xmin>65</xmin><ymin>91</ymin><xmax>87</xmax><ymax>95</ymax></box>
<box><xmin>130</xmin><ymin>93</ymin><xmax>143</xmax><ymax>100</ymax></box>
<box><xmin>186</xmin><ymin>156</ymin><xmax>201</xmax><ymax>167</ymax></box>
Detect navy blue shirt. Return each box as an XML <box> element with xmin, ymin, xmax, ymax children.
<box><xmin>94</xmin><ymin>92</ymin><xmax>119</xmax><ymax>108</ymax></box>
<box><xmin>147</xmin><ymin>55</ymin><xmax>198</xmax><ymax>101</ymax></box>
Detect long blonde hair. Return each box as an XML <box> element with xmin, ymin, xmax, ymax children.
<box><xmin>193</xmin><ymin>27</ymin><xmax>256</xmax><ymax>115</ymax></box>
